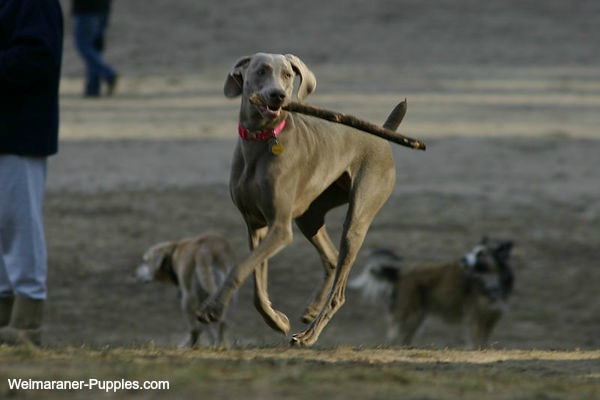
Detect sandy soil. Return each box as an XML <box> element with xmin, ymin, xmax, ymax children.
<box><xmin>40</xmin><ymin>0</ymin><xmax>600</xmax><ymax>351</ymax></box>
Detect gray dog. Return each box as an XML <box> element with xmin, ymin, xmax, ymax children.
<box><xmin>197</xmin><ymin>53</ymin><xmax>405</xmax><ymax>347</ymax></box>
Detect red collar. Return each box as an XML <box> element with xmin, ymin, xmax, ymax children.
<box><xmin>238</xmin><ymin>119</ymin><xmax>287</xmax><ymax>141</ymax></box>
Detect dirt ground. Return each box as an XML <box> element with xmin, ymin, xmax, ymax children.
<box><xmin>42</xmin><ymin>0</ymin><xmax>599</xmax><ymax>353</ymax></box>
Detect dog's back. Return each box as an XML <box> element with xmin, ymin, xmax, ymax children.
<box><xmin>350</xmin><ymin>251</ymin><xmax>468</xmax><ymax>321</ymax></box>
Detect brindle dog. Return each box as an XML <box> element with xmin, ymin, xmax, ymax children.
<box><xmin>350</xmin><ymin>238</ymin><xmax>514</xmax><ymax>348</ymax></box>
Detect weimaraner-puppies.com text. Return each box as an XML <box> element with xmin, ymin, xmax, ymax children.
<box><xmin>197</xmin><ymin>53</ymin><xmax>405</xmax><ymax>346</ymax></box>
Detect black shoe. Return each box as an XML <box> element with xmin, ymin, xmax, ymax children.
<box><xmin>107</xmin><ymin>74</ymin><xmax>119</xmax><ymax>96</ymax></box>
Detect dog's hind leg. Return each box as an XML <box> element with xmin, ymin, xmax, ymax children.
<box><xmin>297</xmin><ymin>224</ymin><xmax>338</xmax><ymax>324</ymax></box>
<box><xmin>291</xmin><ymin>164</ymin><xmax>395</xmax><ymax>346</ymax></box>
<box><xmin>180</xmin><ymin>289</ymin><xmax>202</xmax><ymax>348</ymax></box>
<box><xmin>250</xmin><ymin>226</ymin><xmax>291</xmax><ymax>335</ymax></box>
<box><xmin>290</xmin><ymin>212</ymin><xmax>375</xmax><ymax>346</ymax></box>
<box><xmin>195</xmin><ymin>246</ymin><xmax>219</xmax><ymax>296</ymax></box>
<box><xmin>295</xmin><ymin>185</ymin><xmax>347</xmax><ymax>324</ymax></box>
<box><xmin>399</xmin><ymin>309</ymin><xmax>425</xmax><ymax>346</ymax></box>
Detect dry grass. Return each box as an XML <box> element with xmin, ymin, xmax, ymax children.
<box><xmin>1</xmin><ymin>345</ymin><xmax>598</xmax><ymax>399</ymax></box>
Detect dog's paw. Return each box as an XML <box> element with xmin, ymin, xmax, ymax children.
<box><xmin>300</xmin><ymin>308</ymin><xmax>318</xmax><ymax>324</ymax></box>
<box><xmin>289</xmin><ymin>330</ymin><xmax>317</xmax><ymax>347</ymax></box>
<box><xmin>196</xmin><ymin>302</ymin><xmax>223</xmax><ymax>324</ymax></box>
<box><xmin>273</xmin><ymin>310</ymin><xmax>291</xmax><ymax>335</ymax></box>
<box><xmin>260</xmin><ymin>309</ymin><xmax>291</xmax><ymax>335</ymax></box>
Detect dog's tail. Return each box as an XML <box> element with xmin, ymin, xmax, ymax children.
<box><xmin>348</xmin><ymin>248</ymin><xmax>403</xmax><ymax>304</ymax></box>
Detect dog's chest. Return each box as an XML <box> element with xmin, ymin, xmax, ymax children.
<box><xmin>229</xmin><ymin>148</ymin><xmax>276</xmax><ymax>217</ymax></box>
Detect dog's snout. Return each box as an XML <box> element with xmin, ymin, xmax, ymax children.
<box><xmin>269</xmin><ymin>89</ymin><xmax>286</xmax><ymax>104</ymax></box>
<box><xmin>136</xmin><ymin>264</ymin><xmax>153</xmax><ymax>283</ymax></box>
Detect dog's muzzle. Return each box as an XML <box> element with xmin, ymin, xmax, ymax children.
<box><xmin>136</xmin><ymin>264</ymin><xmax>153</xmax><ymax>283</ymax></box>
<box><xmin>250</xmin><ymin>92</ymin><xmax>286</xmax><ymax>120</ymax></box>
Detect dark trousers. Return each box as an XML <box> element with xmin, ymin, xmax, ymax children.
<box><xmin>73</xmin><ymin>13</ymin><xmax>116</xmax><ymax>96</ymax></box>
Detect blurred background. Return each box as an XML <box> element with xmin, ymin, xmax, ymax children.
<box><xmin>58</xmin><ymin>0</ymin><xmax>599</xmax><ymax>139</ymax></box>
<box><xmin>47</xmin><ymin>0</ymin><xmax>599</xmax><ymax>349</ymax></box>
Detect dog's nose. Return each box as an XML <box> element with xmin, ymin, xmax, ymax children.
<box><xmin>269</xmin><ymin>89</ymin><xmax>286</xmax><ymax>103</ymax></box>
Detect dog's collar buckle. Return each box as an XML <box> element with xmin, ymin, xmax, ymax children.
<box><xmin>238</xmin><ymin>119</ymin><xmax>287</xmax><ymax>142</ymax></box>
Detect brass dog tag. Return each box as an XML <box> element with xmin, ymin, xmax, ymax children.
<box><xmin>270</xmin><ymin>139</ymin><xmax>284</xmax><ymax>156</ymax></box>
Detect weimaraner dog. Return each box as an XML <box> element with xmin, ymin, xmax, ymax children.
<box><xmin>197</xmin><ymin>53</ymin><xmax>403</xmax><ymax>346</ymax></box>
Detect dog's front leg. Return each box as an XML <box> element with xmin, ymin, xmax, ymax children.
<box><xmin>250</xmin><ymin>226</ymin><xmax>290</xmax><ymax>334</ymax></box>
<box><xmin>467</xmin><ymin>307</ymin><xmax>501</xmax><ymax>349</ymax></box>
<box><xmin>197</xmin><ymin>221</ymin><xmax>293</xmax><ymax>332</ymax></box>
<box><xmin>253</xmin><ymin>261</ymin><xmax>291</xmax><ymax>335</ymax></box>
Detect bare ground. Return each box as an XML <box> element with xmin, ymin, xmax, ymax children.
<box><xmin>42</xmin><ymin>135</ymin><xmax>600</xmax><ymax>351</ymax></box>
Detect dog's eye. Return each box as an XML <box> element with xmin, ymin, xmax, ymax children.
<box><xmin>282</xmin><ymin>71</ymin><xmax>293</xmax><ymax>80</ymax></box>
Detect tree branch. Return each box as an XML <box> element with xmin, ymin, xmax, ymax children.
<box><xmin>250</xmin><ymin>95</ymin><xmax>426</xmax><ymax>151</ymax></box>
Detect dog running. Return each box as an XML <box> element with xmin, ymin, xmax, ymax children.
<box><xmin>196</xmin><ymin>53</ymin><xmax>411</xmax><ymax>347</ymax></box>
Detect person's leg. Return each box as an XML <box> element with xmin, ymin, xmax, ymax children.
<box><xmin>0</xmin><ymin>297</ymin><xmax>13</xmax><ymax>327</ymax></box>
<box><xmin>0</xmin><ymin>156</ymin><xmax>48</xmax><ymax>300</ymax></box>
<box><xmin>0</xmin><ymin>241</ymin><xmax>14</xmax><ymax>327</ymax></box>
<box><xmin>74</xmin><ymin>14</ymin><xmax>101</xmax><ymax>96</ymax></box>
<box><xmin>0</xmin><ymin>158</ymin><xmax>14</xmax><ymax>327</ymax></box>
<box><xmin>97</xmin><ymin>13</ymin><xmax>118</xmax><ymax>95</ymax></box>
<box><xmin>93</xmin><ymin>16</ymin><xmax>105</xmax><ymax>52</ymax></box>
<box><xmin>74</xmin><ymin>14</ymin><xmax>117</xmax><ymax>96</ymax></box>
<box><xmin>0</xmin><ymin>156</ymin><xmax>48</xmax><ymax>345</ymax></box>
<box><xmin>0</xmin><ymin>238</ymin><xmax>13</xmax><ymax>299</ymax></box>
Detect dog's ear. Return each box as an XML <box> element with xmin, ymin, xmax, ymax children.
<box><xmin>147</xmin><ymin>242</ymin><xmax>177</xmax><ymax>282</ymax></box>
<box><xmin>285</xmin><ymin>54</ymin><xmax>317</xmax><ymax>101</ymax></box>
<box><xmin>224</xmin><ymin>55</ymin><xmax>252</xmax><ymax>98</ymax></box>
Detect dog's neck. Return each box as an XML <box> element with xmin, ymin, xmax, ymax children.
<box><xmin>238</xmin><ymin>118</ymin><xmax>287</xmax><ymax>141</ymax></box>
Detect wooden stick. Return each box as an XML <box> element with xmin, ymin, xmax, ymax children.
<box><xmin>250</xmin><ymin>95</ymin><xmax>426</xmax><ymax>151</ymax></box>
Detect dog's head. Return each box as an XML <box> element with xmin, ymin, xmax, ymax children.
<box><xmin>461</xmin><ymin>237</ymin><xmax>515</xmax><ymax>302</ymax></box>
<box><xmin>224</xmin><ymin>53</ymin><xmax>317</xmax><ymax>128</ymax></box>
<box><xmin>136</xmin><ymin>241</ymin><xmax>178</xmax><ymax>285</ymax></box>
